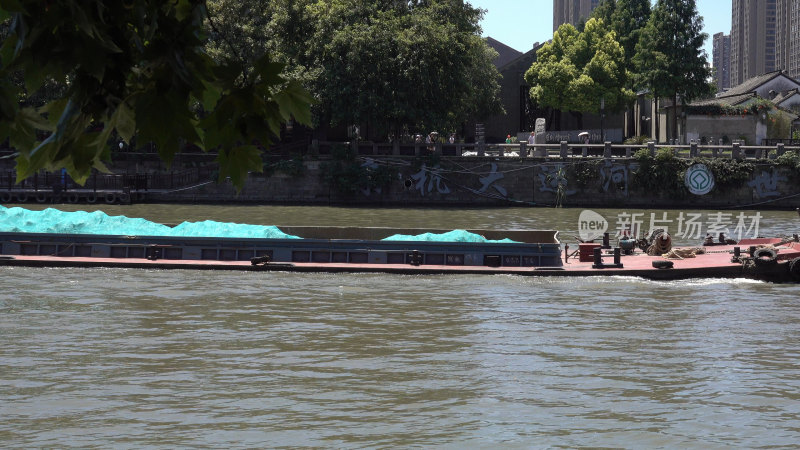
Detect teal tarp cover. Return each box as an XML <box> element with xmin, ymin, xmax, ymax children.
<box><xmin>0</xmin><ymin>206</ymin><xmax>300</xmax><ymax>239</ymax></box>
<box><xmin>0</xmin><ymin>206</ymin><xmax>517</xmax><ymax>243</ymax></box>
<box><xmin>383</xmin><ymin>229</ymin><xmax>518</xmax><ymax>243</ymax></box>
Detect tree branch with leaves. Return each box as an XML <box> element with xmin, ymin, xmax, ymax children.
<box><xmin>0</xmin><ymin>0</ymin><xmax>312</xmax><ymax>190</ymax></box>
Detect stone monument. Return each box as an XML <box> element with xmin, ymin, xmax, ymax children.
<box><xmin>533</xmin><ymin>118</ymin><xmax>546</xmax><ymax>156</ymax></box>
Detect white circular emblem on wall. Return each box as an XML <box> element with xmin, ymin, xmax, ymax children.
<box><xmin>685</xmin><ymin>163</ymin><xmax>715</xmax><ymax>195</ymax></box>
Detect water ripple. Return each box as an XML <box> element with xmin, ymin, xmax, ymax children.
<box><xmin>1</xmin><ymin>265</ymin><xmax>800</xmax><ymax>447</ymax></box>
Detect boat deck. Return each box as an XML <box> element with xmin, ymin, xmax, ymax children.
<box><xmin>3</xmin><ymin>239</ymin><xmax>799</xmax><ymax>281</ymax></box>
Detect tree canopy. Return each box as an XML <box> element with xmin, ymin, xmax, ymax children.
<box><xmin>207</xmin><ymin>0</ymin><xmax>503</xmax><ymax>138</ymax></box>
<box><xmin>634</xmin><ymin>0</ymin><xmax>710</xmax><ymax>101</ymax></box>
<box><xmin>0</xmin><ymin>0</ymin><xmax>312</xmax><ymax>189</ymax></box>
<box><xmin>590</xmin><ymin>0</ymin><xmax>651</xmax><ymax>79</ymax></box>
<box><xmin>524</xmin><ymin>18</ymin><xmax>633</xmax><ymax>121</ymax></box>
<box><xmin>634</xmin><ymin>0</ymin><xmax>710</xmax><ymax>137</ymax></box>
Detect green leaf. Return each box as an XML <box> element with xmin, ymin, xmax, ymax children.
<box><xmin>251</xmin><ymin>55</ymin><xmax>285</xmax><ymax>86</ymax></box>
<box><xmin>200</xmin><ymin>79</ymin><xmax>223</xmax><ymax>111</ymax></box>
<box><xmin>113</xmin><ymin>100</ymin><xmax>136</xmax><ymax>143</ymax></box>
<box><xmin>0</xmin><ymin>81</ymin><xmax>19</xmax><ymax>121</ymax></box>
<box><xmin>17</xmin><ymin>106</ymin><xmax>51</xmax><ymax>132</ymax></box>
<box><xmin>272</xmin><ymin>80</ymin><xmax>314</xmax><ymax>125</ymax></box>
<box><xmin>216</xmin><ymin>145</ymin><xmax>263</xmax><ymax>191</ymax></box>
<box><xmin>0</xmin><ymin>33</ymin><xmax>18</xmax><ymax>67</ymax></box>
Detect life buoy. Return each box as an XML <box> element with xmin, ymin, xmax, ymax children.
<box><xmin>15</xmin><ymin>193</ymin><xmax>28</xmax><ymax>203</ymax></box>
<box><xmin>67</xmin><ymin>192</ymin><xmax>79</xmax><ymax>203</ymax></box>
<box><xmin>753</xmin><ymin>247</ymin><xmax>778</xmax><ymax>266</ymax></box>
<box><xmin>0</xmin><ymin>191</ymin><xmax>11</xmax><ymax>203</ymax></box>
<box><xmin>788</xmin><ymin>257</ymin><xmax>800</xmax><ymax>281</ymax></box>
<box><xmin>35</xmin><ymin>192</ymin><xmax>47</xmax><ymax>203</ymax></box>
<box><xmin>104</xmin><ymin>193</ymin><xmax>117</xmax><ymax>204</ymax></box>
<box><xmin>85</xmin><ymin>193</ymin><xmax>97</xmax><ymax>203</ymax></box>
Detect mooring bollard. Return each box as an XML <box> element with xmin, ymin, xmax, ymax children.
<box><xmin>593</xmin><ymin>247</ymin><xmax>603</xmax><ymax>267</ymax></box>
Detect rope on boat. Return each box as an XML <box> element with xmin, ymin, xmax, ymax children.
<box><xmin>646</xmin><ymin>230</ymin><xmax>673</xmax><ymax>256</ymax></box>
<box><xmin>662</xmin><ymin>247</ymin><xmax>706</xmax><ymax>260</ymax></box>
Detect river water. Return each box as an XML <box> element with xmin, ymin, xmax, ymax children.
<box><xmin>2</xmin><ymin>204</ymin><xmax>800</xmax><ymax>447</ymax></box>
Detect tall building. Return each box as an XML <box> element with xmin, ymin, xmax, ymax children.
<box><xmin>553</xmin><ymin>0</ymin><xmax>600</xmax><ymax>32</ymax></box>
<box><xmin>713</xmin><ymin>33</ymin><xmax>731</xmax><ymax>92</ymax></box>
<box><xmin>776</xmin><ymin>0</ymin><xmax>800</xmax><ymax>78</ymax></box>
<box><xmin>731</xmin><ymin>0</ymin><xmax>777</xmax><ymax>86</ymax></box>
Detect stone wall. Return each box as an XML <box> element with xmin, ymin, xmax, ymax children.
<box><xmin>146</xmin><ymin>156</ymin><xmax>800</xmax><ymax>209</ymax></box>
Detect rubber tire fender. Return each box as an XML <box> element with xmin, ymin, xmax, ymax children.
<box><xmin>753</xmin><ymin>247</ymin><xmax>778</xmax><ymax>266</ymax></box>
<box><xmin>788</xmin><ymin>257</ymin><xmax>800</xmax><ymax>281</ymax></box>
<box><xmin>652</xmin><ymin>260</ymin><xmax>674</xmax><ymax>269</ymax></box>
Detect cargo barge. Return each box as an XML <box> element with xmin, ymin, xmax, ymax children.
<box><xmin>1</xmin><ymin>227</ymin><xmax>799</xmax><ymax>282</ymax></box>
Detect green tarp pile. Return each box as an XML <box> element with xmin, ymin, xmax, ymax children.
<box><xmin>0</xmin><ymin>206</ymin><xmax>517</xmax><ymax>243</ymax></box>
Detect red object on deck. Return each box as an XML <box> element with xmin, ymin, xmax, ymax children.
<box><xmin>579</xmin><ymin>243</ymin><xmax>602</xmax><ymax>262</ymax></box>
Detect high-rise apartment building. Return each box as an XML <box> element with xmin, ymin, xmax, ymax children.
<box><xmin>553</xmin><ymin>0</ymin><xmax>600</xmax><ymax>32</ymax></box>
<box><xmin>713</xmin><ymin>33</ymin><xmax>731</xmax><ymax>91</ymax></box>
<box><xmin>776</xmin><ymin>0</ymin><xmax>800</xmax><ymax>78</ymax></box>
<box><xmin>731</xmin><ymin>0</ymin><xmax>779</xmax><ymax>86</ymax></box>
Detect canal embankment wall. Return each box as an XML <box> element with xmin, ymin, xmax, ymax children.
<box><xmin>144</xmin><ymin>155</ymin><xmax>800</xmax><ymax>209</ymax></box>
<box><xmin>2</xmin><ymin>143</ymin><xmax>799</xmax><ymax>209</ymax></box>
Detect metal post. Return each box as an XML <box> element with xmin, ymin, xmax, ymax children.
<box><xmin>648</xmin><ymin>141</ymin><xmax>655</xmax><ymax>157</ymax></box>
<box><xmin>520</xmin><ymin>142</ymin><xmax>527</xmax><ymax>158</ymax></box>
<box><xmin>732</xmin><ymin>142</ymin><xmax>742</xmax><ymax>160</ymax></box>
<box><xmin>603</xmin><ymin>141</ymin><xmax>612</xmax><ymax>158</ymax></box>
<box><xmin>600</xmin><ymin>97</ymin><xmax>605</xmax><ymax>143</ymax></box>
<box><xmin>593</xmin><ymin>247</ymin><xmax>603</xmax><ymax>267</ymax></box>
<box><xmin>777</xmin><ymin>143</ymin><xmax>785</xmax><ymax>157</ymax></box>
<box><xmin>560</xmin><ymin>141</ymin><xmax>568</xmax><ymax>158</ymax></box>
<box><xmin>690</xmin><ymin>140</ymin><xmax>697</xmax><ymax>157</ymax></box>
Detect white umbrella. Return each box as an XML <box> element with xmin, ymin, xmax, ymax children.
<box><xmin>577</xmin><ymin>131</ymin><xmax>589</xmax><ymax>138</ymax></box>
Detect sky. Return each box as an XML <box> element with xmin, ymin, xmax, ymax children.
<box><xmin>468</xmin><ymin>0</ymin><xmax>730</xmax><ymax>64</ymax></box>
